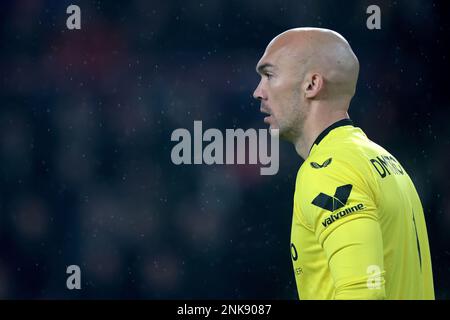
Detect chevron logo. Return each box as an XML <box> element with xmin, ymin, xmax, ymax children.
<box><xmin>310</xmin><ymin>158</ymin><xmax>332</xmax><ymax>169</ymax></box>
<box><xmin>311</xmin><ymin>184</ymin><xmax>353</xmax><ymax>212</ymax></box>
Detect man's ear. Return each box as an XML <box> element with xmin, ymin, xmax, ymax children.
<box><xmin>304</xmin><ymin>73</ymin><xmax>324</xmax><ymax>99</ymax></box>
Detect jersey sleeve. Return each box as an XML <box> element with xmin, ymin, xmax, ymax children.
<box><xmin>297</xmin><ymin>157</ymin><xmax>386</xmax><ymax>299</ymax></box>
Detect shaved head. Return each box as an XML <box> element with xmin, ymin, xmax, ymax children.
<box><xmin>254</xmin><ymin>27</ymin><xmax>360</xmax><ymax>158</ymax></box>
<box><xmin>260</xmin><ymin>27</ymin><xmax>359</xmax><ymax>100</ymax></box>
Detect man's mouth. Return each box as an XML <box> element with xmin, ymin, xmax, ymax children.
<box><xmin>260</xmin><ymin>107</ymin><xmax>271</xmax><ymax>115</ymax></box>
<box><xmin>260</xmin><ymin>108</ymin><xmax>272</xmax><ymax>124</ymax></box>
<box><xmin>263</xmin><ymin>115</ymin><xmax>273</xmax><ymax>124</ymax></box>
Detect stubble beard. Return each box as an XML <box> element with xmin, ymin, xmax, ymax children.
<box><xmin>278</xmin><ymin>90</ymin><xmax>307</xmax><ymax>143</ymax></box>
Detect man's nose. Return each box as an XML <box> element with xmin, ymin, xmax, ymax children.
<box><xmin>253</xmin><ymin>81</ymin><xmax>264</xmax><ymax>100</ymax></box>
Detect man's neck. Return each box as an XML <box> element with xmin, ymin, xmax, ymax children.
<box><xmin>294</xmin><ymin>110</ymin><xmax>350</xmax><ymax>160</ymax></box>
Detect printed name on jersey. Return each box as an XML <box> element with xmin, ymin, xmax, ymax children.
<box><xmin>311</xmin><ymin>184</ymin><xmax>353</xmax><ymax>212</ymax></box>
<box><xmin>321</xmin><ymin>203</ymin><xmax>365</xmax><ymax>227</ymax></box>
<box><xmin>310</xmin><ymin>157</ymin><xmax>332</xmax><ymax>169</ymax></box>
<box><xmin>370</xmin><ymin>154</ymin><xmax>405</xmax><ymax>178</ymax></box>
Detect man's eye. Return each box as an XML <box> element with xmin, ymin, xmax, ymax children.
<box><xmin>265</xmin><ymin>73</ymin><xmax>272</xmax><ymax>79</ymax></box>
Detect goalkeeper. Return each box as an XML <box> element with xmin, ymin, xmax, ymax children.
<box><xmin>253</xmin><ymin>27</ymin><xmax>434</xmax><ymax>299</ymax></box>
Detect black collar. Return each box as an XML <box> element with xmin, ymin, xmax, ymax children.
<box><xmin>309</xmin><ymin>118</ymin><xmax>354</xmax><ymax>153</ymax></box>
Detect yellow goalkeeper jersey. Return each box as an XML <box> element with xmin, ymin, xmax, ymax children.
<box><xmin>291</xmin><ymin>118</ymin><xmax>434</xmax><ymax>300</ymax></box>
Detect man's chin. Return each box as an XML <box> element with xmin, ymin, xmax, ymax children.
<box><xmin>271</xmin><ymin>126</ymin><xmax>293</xmax><ymax>142</ymax></box>
<box><xmin>268</xmin><ymin>127</ymin><xmax>280</xmax><ymax>137</ymax></box>
<box><xmin>265</xmin><ymin>120</ymin><xmax>286</xmax><ymax>140</ymax></box>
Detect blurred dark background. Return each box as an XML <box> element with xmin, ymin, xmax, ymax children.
<box><xmin>0</xmin><ymin>0</ymin><xmax>449</xmax><ymax>299</ymax></box>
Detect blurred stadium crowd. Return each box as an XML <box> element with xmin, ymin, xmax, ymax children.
<box><xmin>0</xmin><ymin>0</ymin><xmax>449</xmax><ymax>299</ymax></box>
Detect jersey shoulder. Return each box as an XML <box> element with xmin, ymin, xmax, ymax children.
<box><xmin>294</xmin><ymin>134</ymin><xmax>382</xmax><ymax>232</ymax></box>
<box><xmin>298</xmin><ymin>126</ymin><xmax>392</xmax><ymax>187</ymax></box>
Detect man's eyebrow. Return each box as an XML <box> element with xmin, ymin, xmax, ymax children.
<box><xmin>256</xmin><ymin>63</ymin><xmax>275</xmax><ymax>74</ymax></box>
